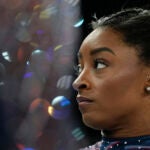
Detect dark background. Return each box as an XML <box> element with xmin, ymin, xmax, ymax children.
<box><xmin>81</xmin><ymin>0</ymin><xmax>150</xmax><ymax>38</ymax></box>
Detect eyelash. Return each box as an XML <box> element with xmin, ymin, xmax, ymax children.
<box><xmin>74</xmin><ymin>58</ymin><xmax>108</xmax><ymax>75</ymax></box>
<box><xmin>94</xmin><ymin>58</ymin><xmax>108</xmax><ymax>70</ymax></box>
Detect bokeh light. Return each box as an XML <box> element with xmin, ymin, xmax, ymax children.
<box><xmin>0</xmin><ymin>0</ymin><xmax>107</xmax><ymax>149</ymax></box>
<box><xmin>56</xmin><ymin>75</ymin><xmax>73</xmax><ymax>90</ymax></box>
<box><xmin>29</xmin><ymin>98</ymin><xmax>50</xmax><ymax>114</ymax></box>
<box><xmin>49</xmin><ymin>96</ymin><xmax>71</xmax><ymax>120</ymax></box>
<box><xmin>24</xmin><ymin>148</ymin><xmax>35</xmax><ymax>150</ymax></box>
<box><xmin>73</xmin><ymin>18</ymin><xmax>84</xmax><ymax>27</ymax></box>
<box><xmin>72</xmin><ymin>127</ymin><xmax>85</xmax><ymax>141</ymax></box>
<box><xmin>2</xmin><ymin>51</ymin><xmax>11</xmax><ymax>62</ymax></box>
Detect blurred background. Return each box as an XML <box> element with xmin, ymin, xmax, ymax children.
<box><xmin>0</xmin><ymin>0</ymin><xmax>149</xmax><ymax>149</ymax></box>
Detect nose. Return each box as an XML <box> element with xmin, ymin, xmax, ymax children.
<box><xmin>72</xmin><ymin>70</ymin><xmax>90</xmax><ymax>91</ymax></box>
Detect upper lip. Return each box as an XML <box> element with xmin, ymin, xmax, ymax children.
<box><xmin>76</xmin><ymin>95</ymin><xmax>93</xmax><ymax>103</ymax></box>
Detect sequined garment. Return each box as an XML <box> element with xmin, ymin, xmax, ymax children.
<box><xmin>79</xmin><ymin>135</ymin><xmax>150</xmax><ymax>150</ymax></box>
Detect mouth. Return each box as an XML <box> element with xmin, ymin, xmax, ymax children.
<box><xmin>76</xmin><ymin>96</ymin><xmax>93</xmax><ymax>104</ymax></box>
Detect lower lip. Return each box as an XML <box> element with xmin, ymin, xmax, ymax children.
<box><xmin>78</xmin><ymin>101</ymin><xmax>93</xmax><ymax>112</ymax></box>
<box><xmin>78</xmin><ymin>101</ymin><xmax>93</xmax><ymax>106</ymax></box>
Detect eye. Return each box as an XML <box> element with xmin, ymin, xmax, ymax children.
<box><xmin>74</xmin><ymin>64</ymin><xmax>82</xmax><ymax>75</ymax></box>
<box><xmin>94</xmin><ymin>59</ymin><xmax>108</xmax><ymax>70</ymax></box>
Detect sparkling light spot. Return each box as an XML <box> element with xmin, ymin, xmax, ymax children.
<box><xmin>48</xmin><ymin>106</ymin><xmax>54</xmax><ymax>116</ymax></box>
<box><xmin>2</xmin><ymin>51</ymin><xmax>11</xmax><ymax>62</ymax></box>
<box><xmin>54</xmin><ymin>45</ymin><xmax>63</xmax><ymax>51</ymax></box>
<box><xmin>73</xmin><ymin>18</ymin><xmax>84</xmax><ymax>27</ymax></box>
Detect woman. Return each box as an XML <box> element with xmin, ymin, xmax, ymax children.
<box><xmin>72</xmin><ymin>8</ymin><xmax>150</xmax><ymax>149</ymax></box>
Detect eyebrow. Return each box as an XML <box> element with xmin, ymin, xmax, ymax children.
<box><xmin>90</xmin><ymin>47</ymin><xmax>115</xmax><ymax>56</ymax></box>
<box><xmin>77</xmin><ymin>47</ymin><xmax>115</xmax><ymax>59</ymax></box>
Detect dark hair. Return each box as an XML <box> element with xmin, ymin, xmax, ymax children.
<box><xmin>92</xmin><ymin>8</ymin><xmax>150</xmax><ymax>66</ymax></box>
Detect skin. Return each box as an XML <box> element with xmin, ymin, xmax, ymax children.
<box><xmin>72</xmin><ymin>27</ymin><xmax>150</xmax><ymax>138</ymax></box>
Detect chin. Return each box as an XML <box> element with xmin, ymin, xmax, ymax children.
<box><xmin>82</xmin><ymin>114</ymin><xmax>114</xmax><ymax>131</ymax></box>
<box><xmin>82</xmin><ymin>116</ymin><xmax>102</xmax><ymax>130</ymax></box>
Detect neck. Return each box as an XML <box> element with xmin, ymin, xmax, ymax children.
<box><xmin>101</xmin><ymin>110</ymin><xmax>150</xmax><ymax>138</ymax></box>
<box><xmin>100</xmin><ymin>101</ymin><xmax>150</xmax><ymax>138</ymax></box>
<box><xmin>101</xmin><ymin>128</ymin><xmax>150</xmax><ymax>139</ymax></box>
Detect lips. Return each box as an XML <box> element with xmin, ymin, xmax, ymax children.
<box><xmin>76</xmin><ymin>96</ymin><xmax>93</xmax><ymax>104</ymax></box>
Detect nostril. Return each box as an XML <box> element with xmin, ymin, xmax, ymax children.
<box><xmin>72</xmin><ymin>81</ymin><xmax>87</xmax><ymax>91</ymax></box>
<box><xmin>72</xmin><ymin>72</ymin><xmax>90</xmax><ymax>91</ymax></box>
<box><xmin>78</xmin><ymin>84</ymin><xmax>87</xmax><ymax>89</ymax></box>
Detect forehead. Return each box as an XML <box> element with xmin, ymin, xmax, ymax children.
<box><xmin>78</xmin><ymin>28</ymin><xmax>133</xmax><ymax>57</ymax></box>
<box><xmin>77</xmin><ymin>28</ymin><xmax>142</xmax><ymax>67</ymax></box>
<box><xmin>80</xmin><ymin>28</ymin><xmax>124</xmax><ymax>52</ymax></box>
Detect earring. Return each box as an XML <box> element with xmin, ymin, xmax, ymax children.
<box><xmin>145</xmin><ymin>86</ymin><xmax>150</xmax><ymax>94</ymax></box>
<box><xmin>145</xmin><ymin>74</ymin><xmax>150</xmax><ymax>94</ymax></box>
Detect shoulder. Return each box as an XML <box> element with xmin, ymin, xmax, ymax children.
<box><xmin>79</xmin><ymin>141</ymin><xmax>102</xmax><ymax>150</ymax></box>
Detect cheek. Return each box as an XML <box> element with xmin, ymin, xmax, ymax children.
<box><xmin>95</xmin><ymin>71</ymin><xmax>141</xmax><ymax>109</ymax></box>
<box><xmin>86</xmin><ymin>74</ymin><xmax>139</xmax><ymax>129</ymax></box>
<box><xmin>99</xmin><ymin>77</ymin><xmax>127</xmax><ymax>99</ymax></box>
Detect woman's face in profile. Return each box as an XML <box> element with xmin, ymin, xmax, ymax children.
<box><xmin>73</xmin><ymin>28</ymin><xmax>147</xmax><ymax>130</ymax></box>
